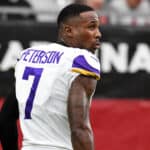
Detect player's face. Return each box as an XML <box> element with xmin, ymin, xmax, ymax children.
<box><xmin>127</xmin><ymin>0</ymin><xmax>142</xmax><ymax>8</ymax></box>
<box><xmin>72</xmin><ymin>11</ymin><xmax>101</xmax><ymax>53</ymax></box>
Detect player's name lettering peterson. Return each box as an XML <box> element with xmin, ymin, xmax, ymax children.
<box><xmin>20</xmin><ymin>49</ymin><xmax>64</xmax><ymax>64</ymax></box>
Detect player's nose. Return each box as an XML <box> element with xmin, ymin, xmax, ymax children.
<box><xmin>95</xmin><ymin>28</ymin><xmax>102</xmax><ymax>39</ymax></box>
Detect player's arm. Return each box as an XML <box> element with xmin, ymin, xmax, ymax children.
<box><xmin>67</xmin><ymin>75</ymin><xmax>97</xmax><ymax>150</ymax></box>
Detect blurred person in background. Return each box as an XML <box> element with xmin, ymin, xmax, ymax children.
<box><xmin>26</xmin><ymin>0</ymin><xmax>73</xmax><ymax>22</ymax></box>
<box><xmin>109</xmin><ymin>0</ymin><xmax>150</xmax><ymax>26</ymax></box>
<box><xmin>15</xmin><ymin>3</ymin><xmax>101</xmax><ymax>150</ymax></box>
<box><xmin>74</xmin><ymin>0</ymin><xmax>110</xmax><ymax>25</ymax></box>
<box><xmin>75</xmin><ymin>0</ymin><xmax>105</xmax><ymax>9</ymax></box>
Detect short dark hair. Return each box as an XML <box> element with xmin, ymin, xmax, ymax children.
<box><xmin>57</xmin><ymin>3</ymin><xmax>94</xmax><ymax>28</ymax></box>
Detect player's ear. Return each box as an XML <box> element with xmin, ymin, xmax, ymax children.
<box><xmin>64</xmin><ymin>24</ymin><xmax>73</xmax><ymax>38</ymax></box>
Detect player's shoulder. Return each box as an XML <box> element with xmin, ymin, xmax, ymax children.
<box><xmin>49</xmin><ymin>44</ymin><xmax>101</xmax><ymax>80</ymax></box>
<box><xmin>76</xmin><ymin>48</ymin><xmax>99</xmax><ymax>61</ymax></box>
<box><xmin>71</xmin><ymin>48</ymin><xmax>101</xmax><ymax>80</ymax></box>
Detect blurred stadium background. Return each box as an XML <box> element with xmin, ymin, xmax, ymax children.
<box><xmin>0</xmin><ymin>0</ymin><xmax>150</xmax><ymax>150</ymax></box>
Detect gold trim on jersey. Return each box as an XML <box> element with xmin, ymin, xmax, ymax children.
<box><xmin>72</xmin><ymin>68</ymin><xmax>100</xmax><ymax>80</ymax></box>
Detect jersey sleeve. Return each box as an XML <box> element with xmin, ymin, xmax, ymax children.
<box><xmin>71</xmin><ymin>53</ymin><xmax>100</xmax><ymax>80</ymax></box>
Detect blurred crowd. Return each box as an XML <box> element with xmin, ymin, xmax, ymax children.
<box><xmin>0</xmin><ymin>0</ymin><xmax>150</xmax><ymax>26</ymax></box>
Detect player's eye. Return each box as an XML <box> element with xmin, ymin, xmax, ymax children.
<box><xmin>88</xmin><ymin>24</ymin><xmax>97</xmax><ymax>30</ymax></box>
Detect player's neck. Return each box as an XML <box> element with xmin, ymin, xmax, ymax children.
<box><xmin>57</xmin><ymin>40</ymin><xmax>69</xmax><ymax>47</ymax></box>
